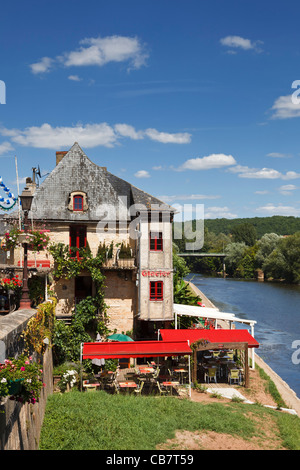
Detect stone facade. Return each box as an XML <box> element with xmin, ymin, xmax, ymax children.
<box><xmin>5</xmin><ymin>143</ymin><xmax>176</xmax><ymax>337</ymax></box>
<box><xmin>5</xmin><ymin>143</ymin><xmax>174</xmax><ymax>332</ymax></box>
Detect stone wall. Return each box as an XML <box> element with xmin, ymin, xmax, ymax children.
<box><xmin>0</xmin><ymin>308</ymin><xmax>53</xmax><ymax>450</ymax></box>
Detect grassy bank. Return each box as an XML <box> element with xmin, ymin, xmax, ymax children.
<box><xmin>39</xmin><ymin>390</ymin><xmax>300</xmax><ymax>450</ymax></box>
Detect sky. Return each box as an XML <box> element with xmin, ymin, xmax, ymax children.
<box><xmin>0</xmin><ymin>0</ymin><xmax>300</xmax><ymax>222</ymax></box>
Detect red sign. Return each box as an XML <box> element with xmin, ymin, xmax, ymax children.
<box><xmin>141</xmin><ymin>270</ymin><xmax>171</xmax><ymax>277</ymax></box>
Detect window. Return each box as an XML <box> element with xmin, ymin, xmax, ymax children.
<box><xmin>68</xmin><ymin>191</ymin><xmax>88</xmax><ymax>212</ymax></box>
<box><xmin>69</xmin><ymin>225</ymin><xmax>87</xmax><ymax>259</ymax></box>
<box><xmin>73</xmin><ymin>195</ymin><xmax>83</xmax><ymax>211</ymax></box>
<box><xmin>150</xmin><ymin>281</ymin><xmax>163</xmax><ymax>301</ymax></box>
<box><xmin>150</xmin><ymin>232</ymin><xmax>163</xmax><ymax>251</ymax></box>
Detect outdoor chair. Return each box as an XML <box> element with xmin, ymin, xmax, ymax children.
<box><xmin>113</xmin><ymin>380</ymin><xmax>120</xmax><ymax>394</ymax></box>
<box><xmin>204</xmin><ymin>367</ymin><xmax>217</xmax><ymax>384</ymax></box>
<box><xmin>228</xmin><ymin>369</ymin><xmax>241</xmax><ymax>385</ymax></box>
<box><xmin>157</xmin><ymin>382</ymin><xmax>168</xmax><ymax>396</ymax></box>
<box><xmin>134</xmin><ymin>380</ymin><xmax>144</xmax><ymax>395</ymax></box>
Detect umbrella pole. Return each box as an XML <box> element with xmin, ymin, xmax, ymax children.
<box><xmin>188</xmin><ymin>341</ymin><xmax>191</xmax><ymax>398</ymax></box>
<box><xmin>80</xmin><ymin>343</ymin><xmax>83</xmax><ymax>392</ymax></box>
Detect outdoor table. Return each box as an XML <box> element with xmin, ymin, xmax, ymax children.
<box><xmin>173</xmin><ymin>369</ymin><xmax>188</xmax><ymax>384</ymax></box>
<box><xmin>83</xmin><ymin>382</ymin><xmax>100</xmax><ymax>391</ymax></box>
<box><xmin>139</xmin><ymin>367</ymin><xmax>154</xmax><ymax>373</ymax></box>
<box><xmin>118</xmin><ymin>381</ymin><xmax>138</xmax><ymax>393</ymax></box>
<box><xmin>162</xmin><ymin>381</ymin><xmax>180</xmax><ymax>395</ymax></box>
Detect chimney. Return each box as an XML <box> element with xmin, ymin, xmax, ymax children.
<box><xmin>56</xmin><ymin>151</ymin><xmax>68</xmax><ymax>165</ymax></box>
<box><xmin>25</xmin><ymin>177</ymin><xmax>36</xmax><ymax>195</ymax></box>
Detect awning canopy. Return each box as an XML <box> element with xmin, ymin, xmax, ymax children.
<box><xmin>173</xmin><ymin>303</ymin><xmax>256</xmax><ymax>326</ymax></box>
<box><xmin>81</xmin><ymin>340</ymin><xmax>192</xmax><ymax>360</ymax></box>
<box><xmin>159</xmin><ymin>329</ymin><xmax>259</xmax><ymax>348</ymax></box>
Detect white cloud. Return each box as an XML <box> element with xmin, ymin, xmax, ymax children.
<box><xmin>0</xmin><ymin>122</ymin><xmax>191</xmax><ymax>150</ymax></box>
<box><xmin>156</xmin><ymin>194</ymin><xmax>221</xmax><ymax>203</ymax></box>
<box><xmin>220</xmin><ymin>35</ymin><xmax>263</xmax><ymax>52</ymax></box>
<box><xmin>1</xmin><ymin>123</ymin><xmax>117</xmax><ymax>149</ymax></box>
<box><xmin>229</xmin><ymin>165</ymin><xmax>300</xmax><ymax>180</ymax></box>
<box><xmin>256</xmin><ymin>204</ymin><xmax>300</xmax><ymax>217</ymax></box>
<box><xmin>267</xmin><ymin>152</ymin><xmax>292</xmax><ymax>158</ymax></box>
<box><xmin>0</xmin><ymin>141</ymin><xmax>14</xmax><ymax>155</ymax></box>
<box><xmin>134</xmin><ymin>170</ymin><xmax>150</xmax><ymax>178</ymax></box>
<box><xmin>68</xmin><ymin>75</ymin><xmax>82</xmax><ymax>81</ymax></box>
<box><xmin>30</xmin><ymin>35</ymin><xmax>148</xmax><ymax>74</ymax></box>
<box><xmin>178</xmin><ymin>153</ymin><xmax>236</xmax><ymax>171</ymax></box>
<box><xmin>204</xmin><ymin>206</ymin><xmax>238</xmax><ymax>219</ymax></box>
<box><xmin>255</xmin><ymin>190</ymin><xmax>270</xmax><ymax>195</ymax></box>
<box><xmin>114</xmin><ymin>124</ymin><xmax>144</xmax><ymax>140</ymax></box>
<box><xmin>270</xmin><ymin>94</ymin><xmax>300</xmax><ymax>119</ymax></box>
<box><xmin>30</xmin><ymin>56</ymin><xmax>54</xmax><ymax>74</ymax></box>
<box><xmin>144</xmin><ymin>128</ymin><xmax>191</xmax><ymax>144</ymax></box>
<box><xmin>279</xmin><ymin>184</ymin><xmax>298</xmax><ymax>195</ymax></box>
<box><xmin>279</xmin><ymin>184</ymin><xmax>297</xmax><ymax>191</ymax></box>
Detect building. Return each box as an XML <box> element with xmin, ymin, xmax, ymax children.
<box><xmin>5</xmin><ymin>142</ymin><xmax>176</xmax><ymax>339</ymax></box>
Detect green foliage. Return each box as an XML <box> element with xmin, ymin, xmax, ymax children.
<box><xmin>49</xmin><ymin>242</ymin><xmax>110</xmax><ymax>365</ymax></box>
<box><xmin>97</xmin><ymin>241</ymin><xmax>114</xmax><ymax>259</ymax></box>
<box><xmin>203</xmin><ymin>216</ymin><xmax>300</xmax><ymax>238</ymax></box>
<box><xmin>262</xmin><ymin>232</ymin><xmax>300</xmax><ymax>283</ymax></box>
<box><xmin>22</xmin><ymin>298</ymin><xmax>57</xmax><ymax>355</ymax></box>
<box><xmin>28</xmin><ymin>275</ymin><xmax>45</xmax><ymax>307</ymax></box>
<box><xmin>232</xmin><ymin>223</ymin><xmax>257</xmax><ymax>246</ymax></box>
<box><xmin>118</xmin><ymin>242</ymin><xmax>132</xmax><ymax>259</ymax></box>
<box><xmin>0</xmin><ymin>355</ymin><xmax>44</xmax><ymax>404</ymax></box>
<box><xmin>255</xmin><ymin>233</ymin><xmax>281</xmax><ymax>268</ymax></box>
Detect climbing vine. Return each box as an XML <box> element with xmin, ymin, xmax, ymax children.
<box><xmin>22</xmin><ymin>298</ymin><xmax>57</xmax><ymax>355</ymax></box>
<box><xmin>48</xmin><ymin>243</ymin><xmax>110</xmax><ymax>364</ymax></box>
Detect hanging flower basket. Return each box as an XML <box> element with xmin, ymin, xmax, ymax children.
<box><xmin>17</xmin><ymin>233</ymin><xmax>31</xmax><ymax>244</ymax></box>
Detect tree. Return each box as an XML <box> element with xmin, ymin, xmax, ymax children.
<box><xmin>224</xmin><ymin>242</ymin><xmax>247</xmax><ymax>275</ymax></box>
<box><xmin>231</xmin><ymin>223</ymin><xmax>257</xmax><ymax>246</ymax></box>
<box><xmin>255</xmin><ymin>233</ymin><xmax>281</xmax><ymax>268</ymax></box>
<box><xmin>263</xmin><ymin>232</ymin><xmax>300</xmax><ymax>283</ymax></box>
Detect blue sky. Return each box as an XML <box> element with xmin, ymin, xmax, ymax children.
<box><xmin>1</xmin><ymin>0</ymin><xmax>300</xmax><ymax>221</ymax></box>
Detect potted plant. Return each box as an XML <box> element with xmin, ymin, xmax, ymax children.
<box><xmin>117</xmin><ymin>243</ymin><xmax>134</xmax><ymax>268</ymax></box>
<box><xmin>0</xmin><ymin>355</ymin><xmax>44</xmax><ymax>404</ymax></box>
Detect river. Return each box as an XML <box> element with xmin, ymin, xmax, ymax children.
<box><xmin>186</xmin><ymin>273</ymin><xmax>300</xmax><ymax>399</ymax></box>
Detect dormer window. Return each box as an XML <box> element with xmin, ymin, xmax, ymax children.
<box><xmin>73</xmin><ymin>195</ymin><xmax>83</xmax><ymax>211</ymax></box>
<box><xmin>68</xmin><ymin>191</ymin><xmax>88</xmax><ymax>212</ymax></box>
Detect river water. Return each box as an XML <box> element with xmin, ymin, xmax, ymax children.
<box><xmin>186</xmin><ymin>273</ymin><xmax>300</xmax><ymax>398</ymax></box>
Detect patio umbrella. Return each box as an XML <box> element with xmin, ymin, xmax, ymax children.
<box><xmin>107</xmin><ymin>333</ymin><xmax>134</xmax><ymax>342</ymax></box>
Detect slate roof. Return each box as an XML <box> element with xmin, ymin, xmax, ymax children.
<box><xmin>13</xmin><ymin>143</ymin><xmax>175</xmax><ymax>222</ymax></box>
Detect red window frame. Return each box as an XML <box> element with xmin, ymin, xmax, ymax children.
<box><xmin>73</xmin><ymin>195</ymin><xmax>83</xmax><ymax>211</ymax></box>
<box><xmin>149</xmin><ymin>232</ymin><xmax>163</xmax><ymax>251</ymax></box>
<box><xmin>69</xmin><ymin>225</ymin><xmax>87</xmax><ymax>259</ymax></box>
<box><xmin>150</xmin><ymin>281</ymin><xmax>163</xmax><ymax>301</ymax></box>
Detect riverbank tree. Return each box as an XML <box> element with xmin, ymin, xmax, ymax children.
<box><xmin>174</xmin><ymin>224</ymin><xmax>300</xmax><ymax>284</ymax></box>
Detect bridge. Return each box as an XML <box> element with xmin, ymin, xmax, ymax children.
<box><xmin>177</xmin><ymin>253</ymin><xmax>227</xmax><ymax>277</ymax></box>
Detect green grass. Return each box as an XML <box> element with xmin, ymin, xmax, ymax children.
<box><xmin>39</xmin><ymin>390</ymin><xmax>300</xmax><ymax>450</ymax></box>
<box><xmin>256</xmin><ymin>364</ymin><xmax>288</xmax><ymax>409</ymax></box>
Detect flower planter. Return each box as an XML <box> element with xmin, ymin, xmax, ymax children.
<box><xmin>17</xmin><ymin>233</ymin><xmax>31</xmax><ymax>244</ymax></box>
<box><xmin>117</xmin><ymin>258</ymin><xmax>135</xmax><ymax>268</ymax></box>
<box><xmin>8</xmin><ymin>378</ymin><xmax>24</xmax><ymax>395</ymax></box>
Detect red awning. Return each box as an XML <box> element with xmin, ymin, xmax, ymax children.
<box><xmin>82</xmin><ymin>340</ymin><xmax>192</xmax><ymax>360</ymax></box>
<box><xmin>159</xmin><ymin>329</ymin><xmax>259</xmax><ymax>348</ymax></box>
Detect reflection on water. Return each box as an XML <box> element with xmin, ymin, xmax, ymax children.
<box><xmin>186</xmin><ymin>274</ymin><xmax>300</xmax><ymax>398</ymax></box>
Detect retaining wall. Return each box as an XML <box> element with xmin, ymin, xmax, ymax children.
<box><xmin>0</xmin><ymin>308</ymin><xmax>53</xmax><ymax>450</ymax></box>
